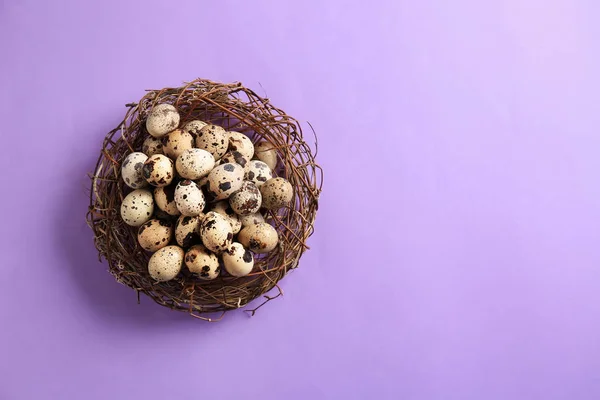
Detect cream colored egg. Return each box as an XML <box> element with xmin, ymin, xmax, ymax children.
<box><xmin>175</xmin><ymin>148</ymin><xmax>215</xmax><ymax>180</ymax></box>
<box><xmin>229</xmin><ymin>181</ymin><xmax>261</xmax><ymax>215</ymax></box>
<box><xmin>196</xmin><ymin>124</ymin><xmax>228</xmax><ymax>160</ymax></box>
<box><xmin>199</xmin><ymin>211</ymin><xmax>233</xmax><ymax>254</ymax></box>
<box><xmin>184</xmin><ymin>244</ymin><xmax>220</xmax><ymax>280</ymax></box>
<box><xmin>211</xmin><ymin>201</ymin><xmax>241</xmax><ymax>234</ymax></box>
<box><xmin>137</xmin><ymin>219</ymin><xmax>173</xmax><ymax>252</ymax></box>
<box><xmin>174</xmin><ymin>180</ymin><xmax>205</xmax><ymax>216</ymax></box>
<box><xmin>146</xmin><ymin>103</ymin><xmax>180</xmax><ymax>138</ymax></box>
<box><xmin>143</xmin><ymin>154</ymin><xmax>174</xmax><ymax>187</ymax></box>
<box><xmin>244</xmin><ymin>160</ymin><xmax>273</xmax><ymax>188</ymax></box>
<box><xmin>239</xmin><ymin>212</ymin><xmax>265</xmax><ymax>227</ymax></box>
<box><xmin>142</xmin><ymin>136</ymin><xmax>164</xmax><ymax>156</ymax></box>
<box><xmin>254</xmin><ymin>141</ymin><xmax>278</xmax><ymax>170</ymax></box>
<box><xmin>220</xmin><ymin>150</ymin><xmax>249</xmax><ymax>169</ymax></box>
<box><xmin>205</xmin><ymin>163</ymin><xmax>244</xmax><ymax>202</ymax></box>
<box><xmin>154</xmin><ymin>185</ymin><xmax>180</xmax><ymax>216</ymax></box>
<box><xmin>183</xmin><ymin>120</ymin><xmax>208</xmax><ymax>138</ymax></box>
<box><xmin>260</xmin><ymin>177</ymin><xmax>293</xmax><ymax>210</ymax></box>
<box><xmin>175</xmin><ymin>214</ymin><xmax>203</xmax><ymax>248</ymax></box>
<box><xmin>120</xmin><ymin>189</ymin><xmax>154</xmax><ymax>227</ymax></box>
<box><xmin>162</xmin><ymin>129</ymin><xmax>194</xmax><ymax>159</ymax></box>
<box><xmin>227</xmin><ymin>131</ymin><xmax>254</xmax><ymax>159</ymax></box>
<box><xmin>238</xmin><ymin>222</ymin><xmax>279</xmax><ymax>254</ymax></box>
<box><xmin>222</xmin><ymin>242</ymin><xmax>254</xmax><ymax>277</ymax></box>
<box><xmin>148</xmin><ymin>245</ymin><xmax>184</xmax><ymax>282</ymax></box>
<box><xmin>121</xmin><ymin>152</ymin><xmax>148</xmax><ymax>189</ymax></box>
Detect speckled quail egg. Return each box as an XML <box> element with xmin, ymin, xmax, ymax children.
<box><xmin>227</xmin><ymin>131</ymin><xmax>254</xmax><ymax>159</ymax></box>
<box><xmin>184</xmin><ymin>244</ymin><xmax>220</xmax><ymax>280</ymax></box>
<box><xmin>222</xmin><ymin>242</ymin><xmax>254</xmax><ymax>277</ymax></box>
<box><xmin>175</xmin><ymin>214</ymin><xmax>203</xmax><ymax>247</ymax></box>
<box><xmin>199</xmin><ymin>211</ymin><xmax>233</xmax><ymax>254</ymax></box>
<box><xmin>211</xmin><ymin>201</ymin><xmax>242</xmax><ymax>234</ymax></box>
<box><xmin>239</xmin><ymin>212</ymin><xmax>265</xmax><ymax>227</ymax></box>
<box><xmin>196</xmin><ymin>124</ymin><xmax>228</xmax><ymax>160</ymax></box>
<box><xmin>137</xmin><ymin>219</ymin><xmax>173</xmax><ymax>252</ymax></box>
<box><xmin>260</xmin><ymin>177</ymin><xmax>293</xmax><ymax>210</ymax></box>
<box><xmin>205</xmin><ymin>163</ymin><xmax>244</xmax><ymax>202</ymax></box>
<box><xmin>238</xmin><ymin>222</ymin><xmax>279</xmax><ymax>254</ymax></box>
<box><xmin>175</xmin><ymin>148</ymin><xmax>215</xmax><ymax>180</ymax></box>
<box><xmin>229</xmin><ymin>181</ymin><xmax>262</xmax><ymax>215</ymax></box>
<box><xmin>143</xmin><ymin>154</ymin><xmax>174</xmax><ymax>187</ymax></box>
<box><xmin>183</xmin><ymin>120</ymin><xmax>208</xmax><ymax>138</ymax></box>
<box><xmin>254</xmin><ymin>141</ymin><xmax>278</xmax><ymax>170</ymax></box>
<box><xmin>120</xmin><ymin>189</ymin><xmax>154</xmax><ymax>227</ymax></box>
<box><xmin>146</xmin><ymin>103</ymin><xmax>180</xmax><ymax>138</ymax></box>
<box><xmin>154</xmin><ymin>185</ymin><xmax>180</xmax><ymax>216</ymax></box>
<box><xmin>148</xmin><ymin>245</ymin><xmax>184</xmax><ymax>282</ymax></box>
<box><xmin>220</xmin><ymin>150</ymin><xmax>249</xmax><ymax>169</ymax></box>
<box><xmin>162</xmin><ymin>129</ymin><xmax>194</xmax><ymax>159</ymax></box>
<box><xmin>121</xmin><ymin>152</ymin><xmax>148</xmax><ymax>189</ymax></box>
<box><xmin>244</xmin><ymin>160</ymin><xmax>273</xmax><ymax>188</ymax></box>
<box><xmin>142</xmin><ymin>136</ymin><xmax>164</xmax><ymax>156</ymax></box>
<box><xmin>174</xmin><ymin>180</ymin><xmax>205</xmax><ymax>216</ymax></box>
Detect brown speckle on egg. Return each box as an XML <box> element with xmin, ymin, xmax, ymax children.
<box><xmin>222</xmin><ymin>242</ymin><xmax>254</xmax><ymax>277</ymax></box>
<box><xmin>199</xmin><ymin>212</ymin><xmax>233</xmax><ymax>253</ymax></box>
<box><xmin>148</xmin><ymin>245</ymin><xmax>184</xmax><ymax>282</ymax></box>
<box><xmin>184</xmin><ymin>244</ymin><xmax>220</xmax><ymax>280</ymax></box>
<box><xmin>143</xmin><ymin>154</ymin><xmax>174</xmax><ymax>187</ymax></box>
<box><xmin>259</xmin><ymin>177</ymin><xmax>293</xmax><ymax>210</ymax></box>
<box><xmin>238</xmin><ymin>222</ymin><xmax>279</xmax><ymax>254</ymax></box>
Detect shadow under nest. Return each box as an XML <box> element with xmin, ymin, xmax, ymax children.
<box><xmin>86</xmin><ymin>78</ymin><xmax>322</xmax><ymax>321</ymax></box>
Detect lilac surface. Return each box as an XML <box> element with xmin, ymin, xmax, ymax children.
<box><xmin>1</xmin><ymin>0</ymin><xmax>600</xmax><ymax>399</ymax></box>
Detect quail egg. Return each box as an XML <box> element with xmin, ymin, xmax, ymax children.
<box><xmin>174</xmin><ymin>180</ymin><xmax>205</xmax><ymax>216</ymax></box>
<box><xmin>175</xmin><ymin>148</ymin><xmax>215</xmax><ymax>180</ymax></box>
<box><xmin>199</xmin><ymin>211</ymin><xmax>233</xmax><ymax>254</ymax></box>
<box><xmin>260</xmin><ymin>177</ymin><xmax>293</xmax><ymax>210</ymax></box>
<box><xmin>143</xmin><ymin>154</ymin><xmax>174</xmax><ymax>187</ymax></box>
<box><xmin>154</xmin><ymin>185</ymin><xmax>180</xmax><ymax>216</ymax></box>
<box><xmin>162</xmin><ymin>129</ymin><xmax>194</xmax><ymax>159</ymax></box>
<box><xmin>220</xmin><ymin>150</ymin><xmax>249</xmax><ymax>168</ymax></box>
<box><xmin>120</xmin><ymin>189</ymin><xmax>154</xmax><ymax>227</ymax></box>
<box><xmin>244</xmin><ymin>160</ymin><xmax>273</xmax><ymax>188</ymax></box>
<box><xmin>211</xmin><ymin>201</ymin><xmax>241</xmax><ymax>234</ymax></box>
<box><xmin>183</xmin><ymin>120</ymin><xmax>208</xmax><ymax>138</ymax></box>
<box><xmin>196</xmin><ymin>124</ymin><xmax>228</xmax><ymax>160</ymax></box>
<box><xmin>184</xmin><ymin>244</ymin><xmax>220</xmax><ymax>280</ymax></box>
<box><xmin>142</xmin><ymin>136</ymin><xmax>164</xmax><ymax>156</ymax></box>
<box><xmin>137</xmin><ymin>219</ymin><xmax>173</xmax><ymax>252</ymax></box>
<box><xmin>222</xmin><ymin>242</ymin><xmax>254</xmax><ymax>277</ymax></box>
<box><xmin>205</xmin><ymin>163</ymin><xmax>244</xmax><ymax>202</ymax></box>
<box><xmin>254</xmin><ymin>141</ymin><xmax>278</xmax><ymax>170</ymax></box>
<box><xmin>148</xmin><ymin>245</ymin><xmax>184</xmax><ymax>282</ymax></box>
<box><xmin>121</xmin><ymin>152</ymin><xmax>148</xmax><ymax>189</ymax></box>
<box><xmin>239</xmin><ymin>212</ymin><xmax>265</xmax><ymax>227</ymax></box>
<box><xmin>146</xmin><ymin>103</ymin><xmax>180</xmax><ymax>138</ymax></box>
<box><xmin>229</xmin><ymin>181</ymin><xmax>261</xmax><ymax>215</ymax></box>
<box><xmin>175</xmin><ymin>214</ymin><xmax>203</xmax><ymax>247</ymax></box>
<box><xmin>238</xmin><ymin>222</ymin><xmax>279</xmax><ymax>254</ymax></box>
<box><xmin>227</xmin><ymin>131</ymin><xmax>254</xmax><ymax>159</ymax></box>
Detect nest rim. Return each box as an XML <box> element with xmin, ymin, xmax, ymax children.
<box><xmin>86</xmin><ymin>78</ymin><xmax>322</xmax><ymax>321</ymax></box>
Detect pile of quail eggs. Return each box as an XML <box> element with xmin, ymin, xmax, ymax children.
<box><xmin>119</xmin><ymin>103</ymin><xmax>293</xmax><ymax>282</ymax></box>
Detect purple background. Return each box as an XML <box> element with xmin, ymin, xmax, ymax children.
<box><xmin>1</xmin><ymin>0</ymin><xmax>600</xmax><ymax>399</ymax></box>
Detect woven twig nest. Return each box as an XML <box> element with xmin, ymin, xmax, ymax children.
<box><xmin>87</xmin><ymin>78</ymin><xmax>322</xmax><ymax>321</ymax></box>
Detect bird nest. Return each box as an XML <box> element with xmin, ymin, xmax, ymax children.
<box><xmin>86</xmin><ymin>78</ymin><xmax>322</xmax><ymax>321</ymax></box>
